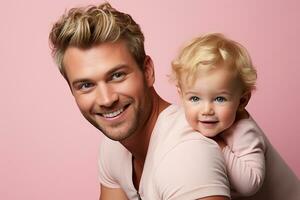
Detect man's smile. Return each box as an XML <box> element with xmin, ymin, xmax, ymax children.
<box><xmin>97</xmin><ymin>104</ymin><xmax>131</xmax><ymax>119</ymax></box>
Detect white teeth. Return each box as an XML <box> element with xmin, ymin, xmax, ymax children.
<box><xmin>102</xmin><ymin>108</ymin><xmax>124</xmax><ymax>118</ymax></box>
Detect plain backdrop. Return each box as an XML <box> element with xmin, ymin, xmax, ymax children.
<box><xmin>1</xmin><ymin>0</ymin><xmax>299</xmax><ymax>199</ymax></box>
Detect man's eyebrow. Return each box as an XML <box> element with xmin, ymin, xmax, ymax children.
<box><xmin>71</xmin><ymin>64</ymin><xmax>129</xmax><ymax>86</ymax></box>
<box><xmin>106</xmin><ymin>64</ymin><xmax>129</xmax><ymax>75</ymax></box>
<box><xmin>72</xmin><ymin>79</ymin><xmax>90</xmax><ymax>87</ymax></box>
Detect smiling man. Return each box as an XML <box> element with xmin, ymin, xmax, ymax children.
<box><xmin>64</xmin><ymin>41</ymin><xmax>154</xmax><ymax>142</ymax></box>
<box><xmin>49</xmin><ymin>2</ymin><xmax>230</xmax><ymax>200</ymax></box>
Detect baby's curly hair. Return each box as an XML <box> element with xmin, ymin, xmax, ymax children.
<box><xmin>172</xmin><ymin>33</ymin><xmax>257</xmax><ymax>93</ymax></box>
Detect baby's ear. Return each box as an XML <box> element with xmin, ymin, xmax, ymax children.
<box><xmin>239</xmin><ymin>92</ymin><xmax>251</xmax><ymax>110</ymax></box>
<box><xmin>176</xmin><ymin>85</ymin><xmax>182</xmax><ymax>95</ymax></box>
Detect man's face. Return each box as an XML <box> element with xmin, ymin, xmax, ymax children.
<box><xmin>63</xmin><ymin>41</ymin><xmax>154</xmax><ymax>141</ymax></box>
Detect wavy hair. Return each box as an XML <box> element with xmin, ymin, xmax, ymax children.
<box><xmin>172</xmin><ymin>33</ymin><xmax>257</xmax><ymax>93</ymax></box>
<box><xmin>49</xmin><ymin>2</ymin><xmax>146</xmax><ymax>80</ymax></box>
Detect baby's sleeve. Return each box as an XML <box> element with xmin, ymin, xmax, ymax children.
<box><xmin>221</xmin><ymin>120</ymin><xmax>266</xmax><ymax>197</ymax></box>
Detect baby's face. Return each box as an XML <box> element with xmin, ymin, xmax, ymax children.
<box><xmin>179</xmin><ymin>65</ymin><xmax>244</xmax><ymax>137</ymax></box>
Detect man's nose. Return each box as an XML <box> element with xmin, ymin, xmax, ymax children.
<box><xmin>96</xmin><ymin>83</ymin><xmax>118</xmax><ymax>107</ymax></box>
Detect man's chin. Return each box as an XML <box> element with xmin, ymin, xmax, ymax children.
<box><xmin>82</xmin><ymin>113</ymin><xmax>140</xmax><ymax>141</ymax></box>
<box><xmin>102</xmin><ymin>131</ymin><xmax>133</xmax><ymax>141</ymax></box>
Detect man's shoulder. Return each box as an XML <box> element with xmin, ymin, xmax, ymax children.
<box><xmin>157</xmin><ymin>135</ymin><xmax>225</xmax><ymax>169</ymax></box>
<box><xmin>148</xmin><ymin>130</ymin><xmax>230</xmax><ymax>199</ymax></box>
<box><xmin>153</xmin><ymin>104</ymin><xmax>217</xmax><ymax>148</ymax></box>
<box><xmin>143</xmin><ymin>106</ymin><xmax>230</xmax><ymax>199</ymax></box>
<box><xmin>148</xmin><ymin>104</ymin><xmax>226</xmax><ymax>177</ymax></box>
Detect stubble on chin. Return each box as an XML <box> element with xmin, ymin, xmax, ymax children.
<box><xmin>84</xmin><ymin>112</ymin><xmax>140</xmax><ymax>141</ymax></box>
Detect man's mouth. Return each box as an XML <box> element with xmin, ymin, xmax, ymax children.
<box><xmin>102</xmin><ymin>108</ymin><xmax>124</xmax><ymax>118</ymax></box>
<box><xmin>100</xmin><ymin>104</ymin><xmax>130</xmax><ymax>119</ymax></box>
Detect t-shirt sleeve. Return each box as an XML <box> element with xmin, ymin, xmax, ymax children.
<box><xmin>98</xmin><ymin>139</ymin><xmax>121</xmax><ymax>189</ymax></box>
<box><xmin>153</xmin><ymin>139</ymin><xmax>230</xmax><ymax>200</ymax></box>
<box><xmin>221</xmin><ymin>120</ymin><xmax>266</xmax><ymax>197</ymax></box>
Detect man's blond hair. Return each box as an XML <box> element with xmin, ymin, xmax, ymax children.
<box><xmin>49</xmin><ymin>2</ymin><xmax>146</xmax><ymax>80</ymax></box>
<box><xmin>172</xmin><ymin>33</ymin><xmax>257</xmax><ymax>93</ymax></box>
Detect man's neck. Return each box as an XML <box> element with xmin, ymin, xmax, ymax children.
<box><xmin>120</xmin><ymin>88</ymin><xmax>169</xmax><ymax>163</ymax></box>
<box><xmin>121</xmin><ymin>88</ymin><xmax>169</xmax><ymax>190</ymax></box>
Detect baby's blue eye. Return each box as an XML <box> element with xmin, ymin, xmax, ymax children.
<box><xmin>189</xmin><ymin>96</ymin><xmax>200</xmax><ymax>102</ymax></box>
<box><xmin>215</xmin><ymin>96</ymin><xmax>226</xmax><ymax>103</ymax></box>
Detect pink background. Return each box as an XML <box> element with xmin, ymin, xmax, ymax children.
<box><xmin>1</xmin><ymin>0</ymin><xmax>299</xmax><ymax>199</ymax></box>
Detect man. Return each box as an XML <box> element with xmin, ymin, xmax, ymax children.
<box><xmin>49</xmin><ymin>3</ymin><xmax>230</xmax><ymax>199</ymax></box>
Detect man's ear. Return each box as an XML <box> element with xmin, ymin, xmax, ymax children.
<box><xmin>239</xmin><ymin>92</ymin><xmax>251</xmax><ymax>111</ymax></box>
<box><xmin>143</xmin><ymin>56</ymin><xmax>155</xmax><ymax>87</ymax></box>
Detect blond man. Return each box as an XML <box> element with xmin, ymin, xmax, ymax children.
<box><xmin>49</xmin><ymin>3</ymin><xmax>230</xmax><ymax>200</ymax></box>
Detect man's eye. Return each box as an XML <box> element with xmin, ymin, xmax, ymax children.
<box><xmin>215</xmin><ymin>96</ymin><xmax>226</xmax><ymax>103</ymax></box>
<box><xmin>111</xmin><ymin>72</ymin><xmax>125</xmax><ymax>81</ymax></box>
<box><xmin>79</xmin><ymin>82</ymin><xmax>93</xmax><ymax>90</ymax></box>
<box><xmin>189</xmin><ymin>96</ymin><xmax>200</xmax><ymax>102</ymax></box>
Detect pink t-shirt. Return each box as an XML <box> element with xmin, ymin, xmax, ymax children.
<box><xmin>221</xmin><ymin>117</ymin><xmax>300</xmax><ymax>199</ymax></box>
<box><xmin>98</xmin><ymin>105</ymin><xmax>230</xmax><ymax>199</ymax></box>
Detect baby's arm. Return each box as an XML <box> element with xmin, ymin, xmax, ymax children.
<box><xmin>219</xmin><ymin>119</ymin><xmax>266</xmax><ymax>197</ymax></box>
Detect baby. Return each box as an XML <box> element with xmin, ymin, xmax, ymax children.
<box><xmin>171</xmin><ymin>33</ymin><xmax>300</xmax><ymax>199</ymax></box>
